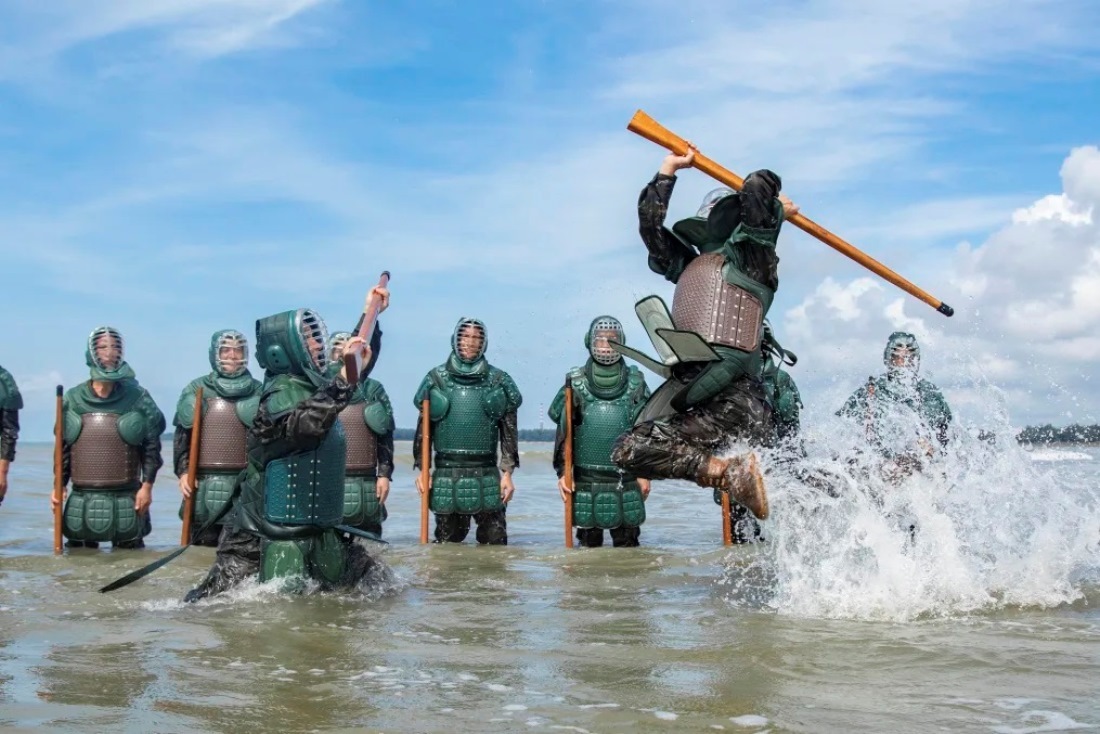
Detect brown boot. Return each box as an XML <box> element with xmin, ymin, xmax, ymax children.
<box><xmin>696</xmin><ymin>453</ymin><xmax>769</xmax><ymax>520</ymax></box>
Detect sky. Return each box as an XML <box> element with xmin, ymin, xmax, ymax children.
<box><xmin>1</xmin><ymin>0</ymin><xmax>1099</xmax><ymax>440</ymax></box>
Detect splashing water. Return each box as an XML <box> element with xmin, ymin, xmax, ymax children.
<box><xmin>724</xmin><ymin>384</ymin><xmax>1100</xmax><ymax>622</ymax></box>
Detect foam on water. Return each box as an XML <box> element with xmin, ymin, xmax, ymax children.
<box><xmin>725</xmin><ymin>384</ymin><xmax>1100</xmax><ymax>621</ymax></box>
<box><xmin>1027</xmin><ymin>449</ymin><xmax>1093</xmax><ymax>462</ymax></box>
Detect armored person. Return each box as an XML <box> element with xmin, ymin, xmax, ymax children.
<box><xmin>173</xmin><ymin>330</ymin><xmax>262</xmax><ymax>546</ymax></box>
<box><xmin>550</xmin><ymin>316</ymin><xmax>651</xmax><ymax>547</ymax></box>
<box><xmin>54</xmin><ymin>327</ymin><xmax>166</xmax><ymax>549</ymax></box>
<box><xmin>413</xmin><ymin>318</ymin><xmax>523</xmax><ymax>545</ymax></box>
<box><xmin>0</xmin><ymin>365</ymin><xmax>22</xmax><ymax>507</ymax></box>
<box><xmin>186</xmin><ymin>309</ymin><xmax>382</xmax><ymax>601</ymax></box>
<box><xmin>611</xmin><ymin>148</ymin><xmax>800</xmax><ymax>522</ymax></box>
<box><xmin>328</xmin><ymin>332</ymin><xmax>394</xmax><ymax>538</ymax></box>
<box><xmin>838</xmin><ymin>332</ymin><xmax>952</xmax><ymax>470</ymax></box>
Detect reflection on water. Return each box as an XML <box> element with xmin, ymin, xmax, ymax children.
<box><xmin>0</xmin><ymin>439</ymin><xmax>1097</xmax><ymax>732</ymax></box>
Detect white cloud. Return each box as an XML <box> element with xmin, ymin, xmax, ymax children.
<box><xmin>784</xmin><ymin>145</ymin><xmax>1100</xmax><ymax>425</ymax></box>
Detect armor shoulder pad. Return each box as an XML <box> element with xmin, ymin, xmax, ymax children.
<box><xmin>63</xmin><ymin>406</ymin><xmax>83</xmax><ymax>444</ymax></box>
<box><xmin>236</xmin><ymin>393</ymin><xmax>261</xmax><ymax>428</ymax></box>
<box><xmin>137</xmin><ymin>388</ymin><xmax>167</xmax><ymax>436</ymax></box>
<box><xmin>493</xmin><ymin>368</ymin><xmax>523</xmax><ymax>411</ymax></box>
<box><xmin>117</xmin><ymin>409</ymin><xmax>148</xmax><ymax>446</ymax></box>
<box><xmin>0</xmin><ymin>369</ymin><xmax>22</xmax><ymax>410</ymax></box>
<box><xmin>263</xmin><ymin>375</ymin><xmax>311</xmax><ymax>418</ymax></box>
<box><xmin>547</xmin><ymin>384</ymin><xmax>567</xmax><ymax>425</ymax></box>
<box><xmin>363</xmin><ymin>389</ymin><xmax>395</xmax><ymax>435</ymax></box>
<box><xmin>174</xmin><ymin>378</ymin><xmax>203</xmax><ymax>429</ymax></box>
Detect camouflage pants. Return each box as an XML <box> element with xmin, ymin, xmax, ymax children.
<box><xmin>611</xmin><ymin>375</ymin><xmax>774</xmax><ymax>482</ymax></box>
<box><xmin>433</xmin><ymin>508</ymin><xmax>508</xmax><ymax>545</ymax></box>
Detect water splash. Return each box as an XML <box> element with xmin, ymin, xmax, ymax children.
<box><xmin>724</xmin><ymin>383</ymin><xmax>1100</xmax><ymax>622</ymax></box>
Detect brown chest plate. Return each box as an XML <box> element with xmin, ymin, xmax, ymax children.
<box><xmin>671</xmin><ymin>252</ymin><xmax>762</xmax><ymax>352</ymax></box>
<box><xmin>338</xmin><ymin>404</ymin><xmax>378</xmax><ymax>474</ymax></box>
<box><xmin>198</xmin><ymin>397</ymin><xmax>248</xmax><ymax>471</ymax></box>
<box><xmin>71</xmin><ymin>413</ymin><xmax>139</xmax><ymax>488</ymax></box>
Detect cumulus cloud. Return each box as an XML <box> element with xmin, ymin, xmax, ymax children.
<box><xmin>784</xmin><ymin>146</ymin><xmax>1100</xmax><ymax>425</ymax></box>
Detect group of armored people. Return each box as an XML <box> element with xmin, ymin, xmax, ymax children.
<box><xmin>0</xmin><ymin>149</ymin><xmax>953</xmax><ymax>599</ymax></box>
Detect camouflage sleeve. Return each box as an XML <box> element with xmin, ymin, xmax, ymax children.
<box><xmin>639</xmin><ymin>173</ymin><xmax>694</xmax><ymax>282</ymax></box>
<box><xmin>499</xmin><ymin>410</ymin><xmax>520</xmax><ymax>472</ymax></box>
<box><xmin>926</xmin><ymin>385</ymin><xmax>952</xmax><ymax>446</ymax></box>
<box><xmin>549</xmin><ymin>385</ymin><xmax>568</xmax><ymax>477</ymax></box>
<box><xmin>362</xmin><ymin>322</ymin><xmax>383</xmax><ymax>380</ymax></box>
<box><xmin>412</xmin><ymin>411</ymin><xmax>428</xmax><ymax>471</ymax></box>
<box><xmin>836</xmin><ymin>383</ymin><xmax>870</xmax><ymax>419</ymax></box>
<box><xmin>139</xmin><ymin>392</ymin><xmax>167</xmax><ymax>485</ymax></box>
<box><xmin>377</xmin><ymin>428</ymin><xmax>395</xmax><ymax>480</ymax></box>
<box><xmin>173</xmin><ymin>426</ymin><xmax>191</xmax><ymax>477</ymax></box>
<box><xmin>255</xmin><ymin>377</ymin><xmax>354</xmax><ymax>452</ymax></box>
<box><xmin>0</xmin><ymin>409</ymin><xmax>17</xmax><ymax>462</ymax></box>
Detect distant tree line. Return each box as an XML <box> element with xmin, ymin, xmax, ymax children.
<box><xmin>393</xmin><ymin>427</ymin><xmax>556</xmax><ymax>442</ymax></box>
<box><xmin>1017</xmin><ymin>424</ymin><xmax>1100</xmax><ymax>445</ymax></box>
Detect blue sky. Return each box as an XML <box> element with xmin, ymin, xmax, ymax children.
<box><xmin>2</xmin><ymin>0</ymin><xmax>1100</xmax><ymax>440</ymax></box>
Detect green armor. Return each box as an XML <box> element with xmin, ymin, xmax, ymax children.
<box><xmin>260</xmin><ymin>529</ymin><xmax>346</xmax><ymax>586</ymax></box>
<box><xmin>339</xmin><ymin>378</ymin><xmax>393</xmax><ymax>531</ymax></box>
<box><xmin>264</xmin><ymin>418</ymin><xmax>346</xmax><ymax>526</ymax></box>
<box><xmin>173</xmin><ymin>330</ymin><xmax>262</xmax><ymax>531</ymax></box>
<box><xmin>550</xmin><ymin>327</ymin><xmax>651</xmax><ymax>530</ymax></box>
<box><xmin>63</xmin><ymin>490</ymin><xmax>146</xmax><ymax>544</ymax></box>
<box><xmin>61</xmin><ymin>376</ymin><xmax>164</xmax><ymax>544</ymax></box>
<box><xmin>0</xmin><ymin>366</ymin><xmax>23</xmax><ymax>411</ymax></box>
<box><xmin>430</xmin><ymin>466</ymin><xmax>503</xmax><ymax>515</ymax></box>
<box><xmin>413</xmin><ymin>330</ymin><xmax>522</xmax><ymax>516</ymax></box>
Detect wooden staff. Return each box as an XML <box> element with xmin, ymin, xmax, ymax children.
<box><xmin>180</xmin><ymin>387</ymin><xmax>203</xmax><ymax>545</ymax></box>
<box><xmin>344</xmin><ymin>271</ymin><xmax>391</xmax><ymax>388</ymax></box>
<box><xmin>563</xmin><ymin>378</ymin><xmax>575</xmax><ymax>549</ymax></box>
<box><xmin>419</xmin><ymin>398</ymin><xmax>431</xmax><ymax>544</ymax></box>
<box><xmin>52</xmin><ymin>385</ymin><xmax>64</xmax><ymax>555</ymax></box>
<box><xmin>627</xmin><ymin>110</ymin><xmax>955</xmax><ymax>318</ymax></box>
<box><xmin>721</xmin><ymin>486</ymin><xmax>733</xmax><ymax>547</ymax></box>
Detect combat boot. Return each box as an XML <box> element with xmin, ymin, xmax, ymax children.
<box><xmin>696</xmin><ymin>453</ymin><xmax>769</xmax><ymax>520</ymax></box>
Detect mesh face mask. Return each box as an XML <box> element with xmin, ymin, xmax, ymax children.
<box><xmin>588</xmin><ymin>317</ymin><xmax>625</xmax><ymax>365</ymax></box>
<box><xmin>89</xmin><ymin>327</ymin><xmax>124</xmax><ymax>372</ymax></box>
<box><xmin>696</xmin><ymin>187</ymin><xmax>736</xmax><ymax>218</ymax></box>
<box><xmin>213</xmin><ymin>330</ymin><xmax>249</xmax><ymax>378</ymax></box>
<box><xmin>298</xmin><ymin>309</ymin><xmax>331</xmax><ymax>373</ymax></box>
<box><xmin>452</xmin><ymin>319</ymin><xmax>487</xmax><ymax>363</ymax></box>
<box><xmin>884</xmin><ymin>332</ymin><xmax>921</xmax><ymax>375</ymax></box>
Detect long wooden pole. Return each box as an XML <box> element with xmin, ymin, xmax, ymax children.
<box><xmin>721</xmin><ymin>488</ymin><xmax>733</xmax><ymax>547</ymax></box>
<box><xmin>563</xmin><ymin>379</ymin><xmax>575</xmax><ymax>549</ymax></box>
<box><xmin>419</xmin><ymin>399</ymin><xmax>431</xmax><ymax>544</ymax></box>
<box><xmin>180</xmin><ymin>387</ymin><xmax>203</xmax><ymax>545</ymax></box>
<box><xmin>344</xmin><ymin>271</ymin><xmax>391</xmax><ymax>388</ymax></box>
<box><xmin>52</xmin><ymin>385</ymin><xmax>64</xmax><ymax>555</ymax></box>
<box><xmin>626</xmin><ymin>110</ymin><xmax>954</xmax><ymax>318</ymax></box>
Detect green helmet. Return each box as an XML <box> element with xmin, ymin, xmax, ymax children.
<box><xmin>884</xmin><ymin>331</ymin><xmax>920</xmax><ymax>373</ymax></box>
<box><xmin>85</xmin><ymin>326</ymin><xmax>135</xmax><ymax>382</ymax></box>
<box><xmin>583</xmin><ymin>315</ymin><xmax>625</xmax><ymax>365</ymax></box>
<box><xmin>209</xmin><ymin>329</ymin><xmax>249</xmax><ymax>378</ymax></box>
<box><xmin>452</xmin><ymin>317</ymin><xmax>487</xmax><ymax>364</ymax></box>
<box><xmin>255</xmin><ymin>309</ymin><xmax>331</xmax><ymax>384</ymax></box>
